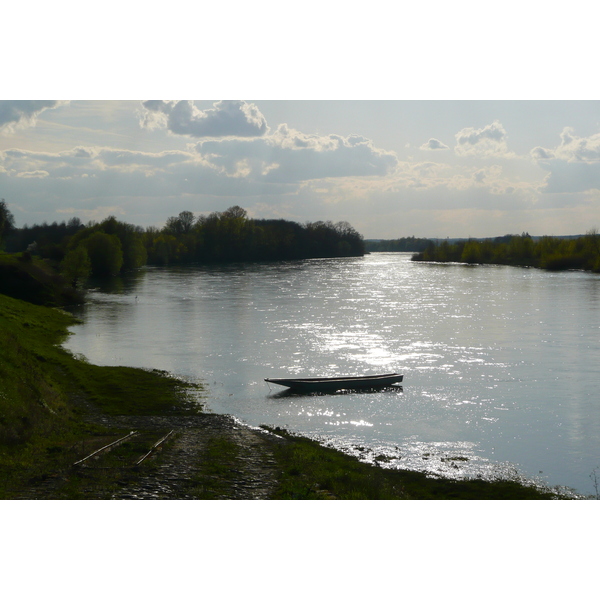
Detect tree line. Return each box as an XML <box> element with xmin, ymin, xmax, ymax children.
<box><xmin>411</xmin><ymin>232</ymin><xmax>600</xmax><ymax>273</ymax></box>
<box><xmin>1</xmin><ymin>204</ymin><xmax>364</xmax><ymax>284</ymax></box>
<box><xmin>365</xmin><ymin>237</ymin><xmax>433</xmax><ymax>252</ymax></box>
<box><xmin>144</xmin><ymin>206</ymin><xmax>364</xmax><ymax>265</ymax></box>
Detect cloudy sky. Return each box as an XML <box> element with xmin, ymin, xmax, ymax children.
<box><xmin>3</xmin><ymin>3</ymin><xmax>598</xmax><ymax>240</ymax></box>
<box><xmin>3</xmin><ymin>99</ymin><xmax>600</xmax><ymax>238</ymax></box>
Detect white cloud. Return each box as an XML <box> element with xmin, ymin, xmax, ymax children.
<box><xmin>0</xmin><ymin>101</ymin><xmax>68</xmax><ymax>134</ymax></box>
<box><xmin>420</xmin><ymin>138</ymin><xmax>449</xmax><ymax>150</ymax></box>
<box><xmin>139</xmin><ymin>100</ymin><xmax>268</xmax><ymax>138</ymax></box>
<box><xmin>0</xmin><ymin>111</ymin><xmax>400</xmax><ymax>234</ymax></box>
<box><xmin>531</xmin><ymin>146</ymin><xmax>555</xmax><ymax>160</ymax></box>
<box><xmin>0</xmin><ymin>126</ymin><xmax>399</xmax><ymax>225</ymax></box>
<box><xmin>1</xmin><ymin>146</ymin><xmax>200</xmax><ymax>180</ymax></box>
<box><xmin>193</xmin><ymin>124</ymin><xmax>398</xmax><ymax>182</ymax></box>
<box><xmin>531</xmin><ymin>127</ymin><xmax>600</xmax><ymax>194</ymax></box>
<box><xmin>1</xmin><ymin>128</ymin><xmax>397</xmax><ymax>187</ymax></box>
<box><xmin>536</xmin><ymin>127</ymin><xmax>600</xmax><ymax>163</ymax></box>
<box><xmin>16</xmin><ymin>170</ymin><xmax>49</xmax><ymax>179</ymax></box>
<box><xmin>454</xmin><ymin>120</ymin><xmax>512</xmax><ymax>157</ymax></box>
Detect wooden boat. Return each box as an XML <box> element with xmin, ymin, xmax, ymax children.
<box><xmin>264</xmin><ymin>373</ymin><xmax>403</xmax><ymax>393</ymax></box>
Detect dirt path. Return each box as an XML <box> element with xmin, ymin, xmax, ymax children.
<box><xmin>17</xmin><ymin>413</ymin><xmax>285</xmax><ymax>500</ymax></box>
<box><xmin>110</xmin><ymin>415</ymin><xmax>283</xmax><ymax>499</ymax></box>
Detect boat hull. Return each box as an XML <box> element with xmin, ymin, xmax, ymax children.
<box><xmin>265</xmin><ymin>373</ymin><xmax>403</xmax><ymax>393</ymax></box>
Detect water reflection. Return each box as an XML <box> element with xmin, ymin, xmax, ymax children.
<box><xmin>266</xmin><ymin>386</ymin><xmax>404</xmax><ymax>399</ymax></box>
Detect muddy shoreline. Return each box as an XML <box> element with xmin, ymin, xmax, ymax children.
<box><xmin>15</xmin><ymin>411</ymin><xmax>289</xmax><ymax>500</ymax></box>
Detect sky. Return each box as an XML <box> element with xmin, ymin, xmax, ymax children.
<box><xmin>2</xmin><ymin>3</ymin><xmax>599</xmax><ymax>242</ymax></box>
<box><xmin>3</xmin><ymin>99</ymin><xmax>600</xmax><ymax>239</ymax></box>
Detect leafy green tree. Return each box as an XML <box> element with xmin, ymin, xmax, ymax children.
<box><xmin>67</xmin><ymin>216</ymin><xmax>147</xmax><ymax>273</ymax></box>
<box><xmin>61</xmin><ymin>245</ymin><xmax>92</xmax><ymax>287</ymax></box>
<box><xmin>584</xmin><ymin>229</ymin><xmax>600</xmax><ymax>271</ymax></box>
<box><xmin>151</xmin><ymin>234</ymin><xmax>180</xmax><ymax>265</ymax></box>
<box><xmin>98</xmin><ymin>216</ymin><xmax>147</xmax><ymax>270</ymax></box>
<box><xmin>82</xmin><ymin>232</ymin><xmax>123</xmax><ymax>276</ymax></box>
<box><xmin>123</xmin><ymin>236</ymin><xmax>148</xmax><ymax>270</ymax></box>
<box><xmin>461</xmin><ymin>240</ymin><xmax>482</xmax><ymax>264</ymax></box>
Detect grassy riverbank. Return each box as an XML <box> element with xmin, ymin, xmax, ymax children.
<box><xmin>0</xmin><ymin>290</ymin><xmax>201</xmax><ymax>497</ymax></box>
<box><xmin>0</xmin><ymin>258</ymin><xmax>574</xmax><ymax>499</ymax></box>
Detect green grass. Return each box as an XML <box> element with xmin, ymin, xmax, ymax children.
<box><xmin>0</xmin><ymin>291</ymin><xmax>202</xmax><ymax>497</ymax></box>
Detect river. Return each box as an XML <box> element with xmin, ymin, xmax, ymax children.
<box><xmin>63</xmin><ymin>253</ymin><xmax>600</xmax><ymax>497</ymax></box>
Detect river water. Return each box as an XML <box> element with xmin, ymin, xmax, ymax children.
<box><xmin>63</xmin><ymin>253</ymin><xmax>600</xmax><ymax>496</ymax></box>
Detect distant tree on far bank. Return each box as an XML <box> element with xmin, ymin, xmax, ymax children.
<box><xmin>411</xmin><ymin>231</ymin><xmax>600</xmax><ymax>273</ymax></box>
<box><xmin>365</xmin><ymin>237</ymin><xmax>432</xmax><ymax>252</ymax></box>
<box><xmin>145</xmin><ymin>208</ymin><xmax>365</xmax><ymax>265</ymax></box>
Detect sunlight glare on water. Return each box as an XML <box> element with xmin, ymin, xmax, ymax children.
<box><xmin>64</xmin><ymin>254</ymin><xmax>600</xmax><ymax>496</ymax></box>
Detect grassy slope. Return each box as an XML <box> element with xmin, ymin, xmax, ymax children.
<box><xmin>0</xmin><ymin>291</ymin><xmax>200</xmax><ymax>497</ymax></box>
<box><xmin>0</xmin><ymin>253</ymin><xmax>83</xmax><ymax>306</ymax></box>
